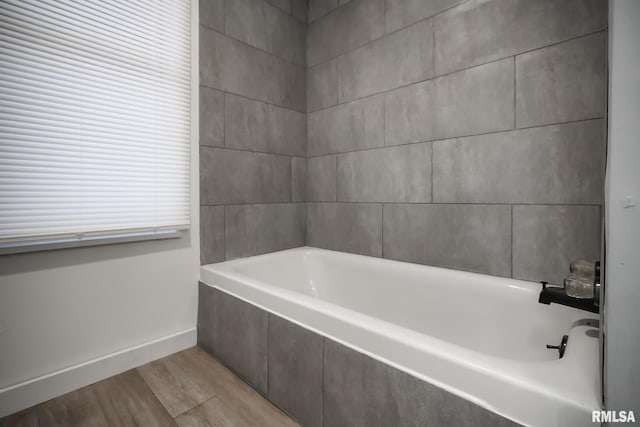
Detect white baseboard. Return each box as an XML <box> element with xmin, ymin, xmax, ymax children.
<box><xmin>0</xmin><ymin>327</ymin><xmax>197</xmax><ymax>418</ymax></box>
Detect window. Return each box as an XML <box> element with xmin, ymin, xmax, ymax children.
<box><xmin>0</xmin><ymin>1</ymin><xmax>192</xmax><ymax>253</ymax></box>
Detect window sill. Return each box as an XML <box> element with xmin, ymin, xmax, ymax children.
<box><xmin>0</xmin><ymin>230</ymin><xmax>184</xmax><ymax>256</ymax></box>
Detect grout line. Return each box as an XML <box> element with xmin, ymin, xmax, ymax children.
<box><xmin>200</xmin><ymin>144</ymin><xmax>306</xmax><ymax>159</ymax></box>
<box><xmin>334</xmin><ymin>156</ymin><xmax>338</xmax><ymax>201</ymax></box>
<box><xmin>223</xmin><ymin>206</ymin><xmax>227</xmax><ymax>261</ymax></box>
<box><xmin>303</xmin><ymin>200</ymin><xmax>308</xmax><ymax>244</ymax></box>
<box><xmin>382</xmin><ymin>93</ymin><xmax>386</xmax><ymax>147</ymax></box>
<box><xmin>432</xmin><ymin>17</ymin><xmax>436</xmax><ymax>78</ymax></box>
<box><xmin>266</xmin><ymin>313</ymin><xmax>270</xmax><ymax>395</ymax></box>
<box><xmin>305</xmin><ymin>117</ymin><xmax>605</xmax><ymax>158</ymax></box>
<box><xmin>262</xmin><ymin>0</ymin><xmax>295</xmax><ymax>17</ymax></box>
<box><xmin>510</xmin><ymin>205</ymin><xmax>514</xmax><ymax>278</ymax></box>
<box><xmin>202</xmin><ymin>201</ymin><xmax>604</xmax><ymax>208</ymax></box>
<box><xmin>202</xmin><ymin>201</ymin><xmax>311</xmax><ymax>207</ymax></box>
<box><xmin>382</xmin><ymin>0</ymin><xmax>387</xmax><ymax>33</ymax></box>
<box><xmin>430</xmin><ymin>141</ymin><xmax>434</xmax><ymax>202</ymax></box>
<box><xmin>306</xmin><ymin>28</ymin><xmax>608</xmax><ymax>114</ymax></box>
<box><xmin>289</xmin><ymin>158</ymin><xmax>293</xmax><ymax>202</ymax></box>
<box><xmin>200</xmin><ymin>21</ymin><xmax>306</xmax><ymax>70</ymax></box>
<box><xmin>515</xmin><ymin>115</ymin><xmax>606</xmax><ymax>130</ymax></box>
<box><xmin>308</xmin><ymin>0</ymin><xmax>472</xmax><ymax>69</ymax></box>
<box><xmin>308</xmin><ymin>0</ymin><xmax>353</xmax><ymax>25</ymax></box>
<box><xmin>513</xmin><ymin>28</ymin><xmax>608</xmax><ymax>60</ymax></box>
<box><xmin>308</xmin><ymin>54</ymin><xmax>525</xmax><ymax>114</ymax></box>
<box><xmin>381</xmin><ymin>204</ymin><xmax>384</xmax><ymax>258</ymax></box>
<box><xmin>222</xmin><ymin>0</ymin><xmax>226</xmax><ymax>34</ymax></box>
<box><xmin>199</xmin><ymin>84</ymin><xmax>306</xmax><ymax>115</ymax></box>
<box><xmin>222</xmin><ymin>93</ymin><xmax>227</xmax><ymax>148</ymax></box>
<box><xmin>335</xmin><ymin>59</ymin><xmax>341</xmax><ymax>104</ymax></box>
<box><xmin>513</xmin><ymin>56</ymin><xmax>517</xmax><ymax>129</ymax></box>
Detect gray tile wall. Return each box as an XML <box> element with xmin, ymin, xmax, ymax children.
<box><xmin>200</xmin><ymin>0</ymin><xmax>307</xmax><ymax>264</ymax></box>
<box><xmin>200</xmin><ymin>0</ymin><xmax>607</xmax><ymax>285</ymax></box>
<box><xmin>198</xmin><ymin>284</ymin><xmax>521</xmax><ymax>426</ymax></box>
<box><xmin>305</xmin><ymin>0</ymin><xmax>607</xmax><ymax>284</ymax></box>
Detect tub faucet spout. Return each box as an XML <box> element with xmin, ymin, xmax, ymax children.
<box><xmin>538</xmin><ymin>261</ymin><xmax>601</xmax><ymax>313</ymax></box>
<box><xmin>538</xmin><ymin>282</ymin><xmax>598</xmax><ymax>313</ymax></box>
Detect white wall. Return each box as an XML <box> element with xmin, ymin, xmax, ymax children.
<box><xmin>605</xmin><ymin>0</ymin><xmax>640</xmax><ymax>414</ymax></box>
<box><xmin>0</xmin><ymin>0</ymin><xmax>200</xmax><ymax>417</ymax></box>
<box><xmin>0</xmin><ymin>236</ymin><xmax>199</xmax><ymax>388</ymax></box>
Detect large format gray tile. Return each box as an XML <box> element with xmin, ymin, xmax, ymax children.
<box><xmin>225</xmin><ymin>94</ymin><xmax>306</xmax><ymax>156</ymax></box>
<box><xmin>384</xmin><ymin>0</ymin><xmax>463</xmax><ymax>33</ymax></box>
<box><xmin>200</xmin><ymin>86</ymin><xmax>225</xmax><ymax>148</ymax></box>
<box><xmin>516</xmin><ymin>32</ymin><xmax>607</xmax><ymax>128</ymax></box>
<box><xmin>308</xmin><ymin>60</ymin><xmax>339</xmax><ymax>112</ymax></box>
<box><xmin>200</xmin><ymin>28</ymin><xmax>305</xmax><ymax>112</ymax></box>
<box><xmin>324</xmin><ymin>339</ymin><xmax>519</xmax><ymax>427</ymax></box>
<box><xmin>307</xmin><ymin>156</ymin><xmax>337</xmax><ymax>201</ymax></box>
<box><xmin>292</xmin><ymin>157</ymin><xmax>307</xmax><ymax>202</ymax></box>
<box><xmin>308</xmin><ymin>95</ymin><xmax>384</xmax><ymax>156</ymax></box>
<box><xmin>268</xmin><ymin>315</ymin><xmax>323</xmax><ymax>427</ymax></box>
<box><xmin>200</xmin><ymin>147</ymin><xmax>291</xmax><ymax>205</ymax></box>
<box><xmin>308</xmin><ymin>0</ymin><xmax>338</xmax><ymax>22</ymax></box>
<box><xmin>337</xmin><ymin>19</ymin><xmax>434</xmax><ymax>102</ymax></box>
<box><xmin>433</xmin><ymin>120</ymin><xmax>606</xmax><ymax>204</ymax></box>
<box><xmin>200</xmin><ymin>0</ymin><xmax>224</xmax><ymax>32</ymax></box>
<box><xmin>308</xmin><ymin>0</ymin><xmax>385</xmax><ymax>66</ymax></box>
<box><xmin>430</xmin><ymin>57</ymin><xmax>515</xmax><ymax>140</ymax></box>
<box><xmin>225</xmin><ymin>204</ymin><xmax>306</xmax><ymax>259</ymax></box>
<box><xmin>385</xmin><ymin>58</ymin><xmax>514</xmax><ymax>146</ymax></box>
<box><xmin>225</xmin><ymin>0</ymin><xmax>306</xmax><ymax>66</ymax></box>
<box><xmin>513</xmin><ymin>205</ymin><xmax>601</xmax><ymax>285</ymax></box>
<box><xmin>337</xmin><ymin>143</ymin><xmax>431</xmax><ymax>202</ymax></box>
<box><xmin>197</xmin><ymin>284</ymin><xmax>269</xmax><ymax>393</ymax></box>
<box><xmin>434</xmin><ymin>0</ymin><xmax>607</xmax><ymax>75</ymax></box>
<box><xmin>307</xmin><ymin>203</ymin><xmax>382</xmax><ymax>257</ymax></box>
<box><xmin>383</xmin><ymin>204</ymin><xmax>512</xmax><ymax>276</ymax></box>
<box><xmin>385</xmin><ymin>80</ymin><xmax>437</xmax><ymax>146</ymax></box>
<box><xmin>200</xmin><ymin>206</ymin><xmax>225</xmax><ymax>265</ymax></box>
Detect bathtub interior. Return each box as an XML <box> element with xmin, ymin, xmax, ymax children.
<box><xmin>210</xmin><ymin>248</ymin><xmax>597</xmax><ymax>362</ymax></box>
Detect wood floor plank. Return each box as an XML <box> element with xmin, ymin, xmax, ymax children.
<box><xmin>1</xmin><ymin>370</ymin><xmax>175</xmax><ymax>427</ymax></box>
<box><xmin>174</xmin><ymin>397</ymin><xmax>257</xmax><ymax>427</ymax></box>
<box><xmin>1</xmin><ymin>346</ymin><xmax>298</xmax><ymax>427</ymax></box>
<box><xmin>0</xmin><ymin>386</ymin><xmax>108</xmax><ymax>427</ymax></box>
<box><xmin>0</xmin><ymin>385</ymin><xmax>108</xmax><ymax>427</ymax></box>
<box><xmin>205</xmin><ymin>370</ymin><xmax>299</xmax><ymax>427</ymax></box>
<box><xmin>175</xmin><ymin>395</ymin><xmax>299</xmax><ymax>427</ymax></box>
<box><xmin>36</xmin><ymin>385</ymin><xmax>108</xmax><ymax>427</ymax></box>
<box><xmin>137</xmin><ymin>346</ymin><xmax>232</xmax><ymax>417</ymax></box>
<box><xmin>91</xmin><ymin>370</ymin><xmax>176</xmax><ymax>427</ymax></box>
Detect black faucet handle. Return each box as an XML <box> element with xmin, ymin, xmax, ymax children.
<box><xmin>546</xmin><ymin>335</ymin><xmax>569</xmax><ymax>358</ymax></box>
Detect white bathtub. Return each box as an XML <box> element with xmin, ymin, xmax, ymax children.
<box><xmin>200</xmin><ymin>247</ymin><xmax>600</xmax><ymax>427</ymax></box>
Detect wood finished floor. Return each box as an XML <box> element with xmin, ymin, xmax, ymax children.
<box><xmin>1</xmin><ymin>346</ymin><xmax>299</xmax><ymax>427</ymax></box>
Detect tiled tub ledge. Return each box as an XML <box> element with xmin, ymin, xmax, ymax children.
<box><xmin>198</xmin><ymin>248</ymin><xmax>601</xmax><ymax>427</ymax></box>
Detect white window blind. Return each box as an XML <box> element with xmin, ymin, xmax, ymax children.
<box><xmin>0</xmin><ymin>0</ymin><xmax>191</xmax><ymax>249</ymax></box>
